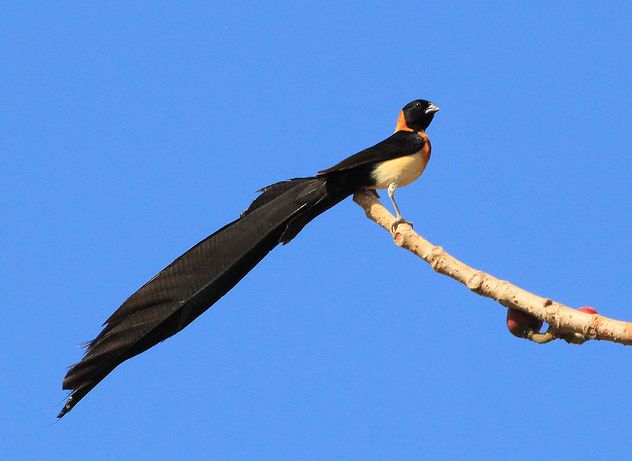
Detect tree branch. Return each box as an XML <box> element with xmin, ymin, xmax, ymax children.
<box><xmin>353</xmin><ymin>190</ymin><xmax>632</xmax><ymax>346</ymax></box>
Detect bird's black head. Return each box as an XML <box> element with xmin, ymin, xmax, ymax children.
<box><xmin>397</xmin><ymin>99</ymin><xmax>440</xmax><ymax>132</ymax></box>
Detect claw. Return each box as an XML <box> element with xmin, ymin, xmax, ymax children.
<box><xmin>391</xmin><ymin>217</ymin><xmax>413</xmax><ymax>234</ymax></box>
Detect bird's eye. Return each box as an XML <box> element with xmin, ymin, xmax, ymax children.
<box><xmin>415</xmin><ymin>102</ymin><xmax>422</xmax><ymax>108</ymax></box>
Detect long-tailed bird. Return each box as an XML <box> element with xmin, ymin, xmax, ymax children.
<box><xmin>59</xmin><ymin>99</ymin><xmax>439</xmax><ymax>418</ymax></box>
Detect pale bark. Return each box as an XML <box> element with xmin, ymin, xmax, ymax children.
<box><xmin>353</xmin><ymin>191</ymin><xmax>632</xmax><ymax>346</ymax></box>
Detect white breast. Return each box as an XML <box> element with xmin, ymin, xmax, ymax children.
<box><xmin>370</xmin><ymin>152</ymin><xmax>427</xmax><ymax>189</ymax></box>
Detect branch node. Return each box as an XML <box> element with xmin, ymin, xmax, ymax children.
<box><xmin>429</xmin><ymin>246</ymin><xmax>445</xmax><ymax>271</ymax></box>
<box><xmin>466</xmin><ymin>271</ymin><xmax>484</xmax><ymax>291</ymax></box>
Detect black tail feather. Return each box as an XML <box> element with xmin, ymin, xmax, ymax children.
<box><xmin>59</xmin><ymin>176</ymin><xmax>349</xmax><ymax>417</ymax></box>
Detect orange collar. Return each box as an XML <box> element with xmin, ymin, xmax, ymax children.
<box><xmin>395</xmin><ymin>110</ymin><xmax>414</xmax><ymax>132</ymax></box>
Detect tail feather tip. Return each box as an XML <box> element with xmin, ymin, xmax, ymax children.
<box><xmin>57</xmin><ymin>397</ymin><xmax>73</xmax><ymax>419</ymax></box>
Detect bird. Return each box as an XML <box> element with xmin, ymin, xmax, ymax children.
<box><xmin>58</xmin><ymin>98</ymin><xmax>439</xmax><ymax>418</ymax></box>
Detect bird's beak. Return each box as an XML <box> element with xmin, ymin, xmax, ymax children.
<box><xmin>425</xmin><ymin>103</ymin><xmax>440</xmax><ymax>114</ymax></box>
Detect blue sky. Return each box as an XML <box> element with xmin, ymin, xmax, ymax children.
<box><xmin>2</xmin><ymin>2</ymin><xmax>631</xmax><ymax>459</ymax></box>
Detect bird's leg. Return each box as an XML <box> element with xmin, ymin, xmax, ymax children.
<box><xmin>388</xmin><ymin>183</ymin><xmax>412</xmax><ymax>233</ymax></box>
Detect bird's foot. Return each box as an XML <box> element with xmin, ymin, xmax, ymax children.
<box><xmin>391</xmin><ymin>217</ymin><xmax>413</xmax><ymax>234</ymax></box>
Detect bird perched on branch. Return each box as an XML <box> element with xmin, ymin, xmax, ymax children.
<box><xmin>59</xmin><ymin>99</ymin><xmax>439</xmax><ymax>418</ymax></box>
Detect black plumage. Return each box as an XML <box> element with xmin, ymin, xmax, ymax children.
<box><xmin>59</xmin><ymin>99</ymin><xmax>438</xmax><ymax>418</ymax></box>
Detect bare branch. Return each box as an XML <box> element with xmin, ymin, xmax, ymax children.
<box><xmin>353</xmin><ymin>191</ymin><xmax>632</xmax><ymax>346</ymax></box>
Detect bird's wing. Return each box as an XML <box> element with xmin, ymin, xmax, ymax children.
<box><xmin>317</xmin><ymin>130</ymin><xmax>424</xmax><ymax>176</ymax></box>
